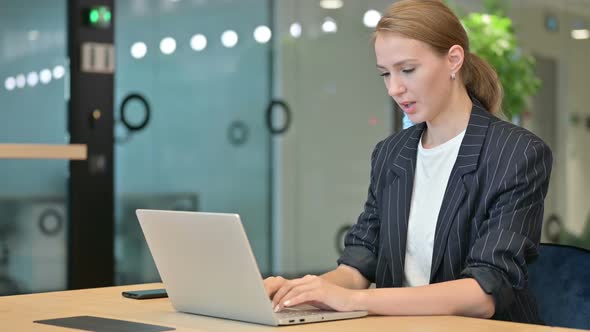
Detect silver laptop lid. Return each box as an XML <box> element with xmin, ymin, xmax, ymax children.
<box><xmin>136</xmin><ymin>209</ymin><xmax>278</xmax><ymax>326</ymax></box>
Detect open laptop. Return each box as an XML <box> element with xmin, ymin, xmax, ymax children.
<box><xmin>136</xmin><ymin>209</ymin><xmax>368</xmax><ymax>326</ymax></box>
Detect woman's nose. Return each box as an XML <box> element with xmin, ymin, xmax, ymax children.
<box><xmin>387</xmin><ymin>78</ymin><xmax>406</xmax><ymax>97</ymax></box>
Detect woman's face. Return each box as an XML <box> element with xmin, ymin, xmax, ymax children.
<box><xmin>375</xmin><ymin>32</ymin><xmax>454</xmax><ymax>125</ymax></box>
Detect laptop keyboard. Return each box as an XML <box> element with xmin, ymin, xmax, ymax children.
<box><xmin>276</xmin><ymin>308</ymin><xmax>325</xmax><ymax>318</ymax></box>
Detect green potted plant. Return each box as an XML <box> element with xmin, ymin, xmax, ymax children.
<box><xmin>453</xmin><ymin>0</ymin><xmax>541</xmax><ymax>120</ymax></box>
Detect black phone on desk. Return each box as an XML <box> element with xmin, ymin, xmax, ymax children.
<box><xmin>122</xmin><ymin>288</ymin><xmax>168</xmax><ymax>299</ymax></box>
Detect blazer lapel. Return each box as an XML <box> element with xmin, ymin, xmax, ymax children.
<box><xmin>429</xmin><ymin>103</ymin><xmax>491</xmax><ymax>281</ymax></box>
<box><xmin>386</xmin><ymin>123</ymin><xmax>425</xmax><ymax>286</ymax></box>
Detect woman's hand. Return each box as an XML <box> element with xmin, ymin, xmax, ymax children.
<box><xmin>263</xmin><ymin>276</ymin><xmax>289</xmax><ymax>299</ymax></box>
<box><xmin>265</xmin><ymin>275</ymin><xmax>363</xmax><ymax>312</ymax></box>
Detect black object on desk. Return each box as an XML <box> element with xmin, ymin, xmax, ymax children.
<box><xmin>35</xmin><ymin>315</ymin><xmax>175</xmax><ymax>331</ymax></box>
<box><xmin>122</xmin><ymin>288</ymin><xmax>168</xmax><ymax>300</ymax></box>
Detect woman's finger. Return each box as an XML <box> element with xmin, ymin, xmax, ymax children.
<box><xmin>272</xmin><ymin>275</ymin><xmax>316</xmax><ymax>308</ymax></box>
<box><xmin>263</xmin><ymin>276</ymin><xmax>286</xmax><ymax>298</ymax></box>
<box><xmin>275</xmin><ymin>282</ymin><xmax>319</xmax><ymax>312</ymax></box>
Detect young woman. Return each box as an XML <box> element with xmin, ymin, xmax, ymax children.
<box><xmin>265</xmin><ymin>0</ymin><xmax>552</xmax><ymax>324</ymax></box>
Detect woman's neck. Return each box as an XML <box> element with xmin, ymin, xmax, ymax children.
<box><xmin>422</xmin><ymin>87</ymin><xmax>472</xmax><ymax>149</ymax></box>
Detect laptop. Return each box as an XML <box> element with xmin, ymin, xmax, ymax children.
<box><xmin>136</xmin><ymin>209</ymin><xmax>368</xmax><ymax>326</ymax></box>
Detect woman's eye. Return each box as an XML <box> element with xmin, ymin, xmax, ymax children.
<box><xmin>402</xmin><ymin>68</ymin><xmax>415</xmax><ymax>74</ymax></box>
<box><xmin>379</xmin><ymin>72</ymin><xmax>390</xmax><ymax>77</ymax></box>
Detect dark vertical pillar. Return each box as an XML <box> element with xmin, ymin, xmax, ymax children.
<box><xmin>67</xmin><ymin>0</ymin><xmax>115</xmax><ymax>289</ymax></box>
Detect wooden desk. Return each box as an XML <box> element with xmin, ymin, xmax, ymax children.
<box><xmin>0</xmin><ymin>283</ymin><xmax>581</xmax><ymax>331</ymax></box>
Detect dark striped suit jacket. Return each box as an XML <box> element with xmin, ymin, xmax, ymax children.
<box><xmin>338</xmin><ymin>100</ymin><xmax>553</xmax><ymax>324</ymax></box>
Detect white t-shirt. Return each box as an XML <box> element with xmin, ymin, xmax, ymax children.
<box><xmin>403</xmin><ymin>129</ymin><xmax>466</xmax><ymax>287</ymax></box>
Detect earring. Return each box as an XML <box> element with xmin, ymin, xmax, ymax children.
<box><xmin>451</xmin><ymin>73</ymin><xmax>456</xmax><ymax>80</ymax></box>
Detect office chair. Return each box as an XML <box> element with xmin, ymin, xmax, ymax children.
<box><xmin>527</xmin><ymin>243</ymin><xmax>590</xmax><ymax>329</ymax></box>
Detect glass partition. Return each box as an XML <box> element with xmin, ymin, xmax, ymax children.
<box><xmin>114</xmin><ymin>0</ymin><xmax>273</xmax><ymax>284</ymax></box>
<box><xmin>0</xmin><ymin>0</ymin><xmax>69</xmax><ymax>295</ymax></box>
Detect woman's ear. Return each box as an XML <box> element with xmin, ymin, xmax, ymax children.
<box><xmin>447</xmin><ymin>44</ymin><xmax>465</xmax><ymax>73</ymax></box>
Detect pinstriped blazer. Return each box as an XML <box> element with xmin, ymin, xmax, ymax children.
<box><xmin>338</xmin><ymin>99</ymin><xmax>553</xmax><ymax>324</ymax></box>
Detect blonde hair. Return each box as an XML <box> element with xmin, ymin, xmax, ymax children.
<box><xmin>375</xmin><ymin>0</ymin><xmax>503</xmax><ymax>114</ymax></box>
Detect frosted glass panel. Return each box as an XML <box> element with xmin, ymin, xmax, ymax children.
<box><xmin>0</xmin><ymin>0</ymin><xmax>68</xmax><ymax>295</ymax></box>
<box><xmin>114</xmin><ymin>0</ymin><xmax>272</xmax><ymax>284</ymax></box>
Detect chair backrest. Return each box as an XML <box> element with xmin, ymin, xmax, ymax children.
<box><xmin>527</xmin><ymin>243</ymin><xmax>590</xmax><ymax>329</ymax></box>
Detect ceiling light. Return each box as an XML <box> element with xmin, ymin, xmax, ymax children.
<box><xmin>15</xmin><ymin>74</ymin><xmax>26</xmax><ymax>88</ymax></box>
<box><xmin>190</xmin><ymin>34</ymin><xmax>207</xmax><ymax>51</ymax></box>
<box><xmin>4</xmin><ymin>77</ymin><xmax>16</xmax><ymax>91</ymax></box>
<box><xmin>53</xmin><ymin>66</ymin><xmax>65</xmax><ymax>80</ymax></box>
<box><xmin>322</xmin><ymin>17</ymin><xmax>338</xmax><ymax>33</ymax></box>
<box><xmin>39</xmin><ymin>69</ymin><xmax>52</xmax><ymax>84</ymax></box>
<box><xmin>290</xmin><ymin>23</ymin><xmax>302</xmax><ymax>38</ymax></box>
<box><xmin>131</xmin><ymin>42</ymin><xmax>147</xmax><ymax>59</ymax></box>
<box><xmin>27</xmin><ymin>72</ymin><xmax>39</xmax><ymax>87</ymax></box>
<box><xmin>363</xmin><ymin>10</ymin><xmax>381</xmax><ymax>28</ymax></box>
<box><xmin>254</xmin><ymin>25</ymin><xmax>272</xmax><ymax>44</ymax></box>
<box><xmin>221</xmin><ymin>30</ymin><xmax>238</xmax><ymax>48</ymax></box>
<box><xmin>571</xmin><ymin>29</ymin><xmax>589</xmax><ymax>40</ymax></box>
<box><xmin>319</xmin><ymin>0</ymin><xmax>343</xmax><ymax>9</ymax></box>
<box><xmin>160</xmin><ymin>37</ymin><xmax>177</xmax><ymax>55</ymax></box>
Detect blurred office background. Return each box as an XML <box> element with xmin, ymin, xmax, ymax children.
<box><xmin>0</xmin><ymin>0</ymin><xmax>589</xmax><ymax>295</ymax></box>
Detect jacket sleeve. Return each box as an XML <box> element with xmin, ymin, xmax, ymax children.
<box><xmin>460</xmin><ymin>138</ymin><xmax>553</xmax><ymax>314</ymax></box>
<box><xmin>337</xmin><ymin>141</ymin><xmax>384</xmax><ymax>282</ymax></box>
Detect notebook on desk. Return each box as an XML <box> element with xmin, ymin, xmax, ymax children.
<box><xmin>136</xmin><ymin>209</ymin><xmax>368</xmax><ymax>326</ymax></box>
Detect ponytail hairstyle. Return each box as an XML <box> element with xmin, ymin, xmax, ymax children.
<box><xmin>375</xmin><ymin>0</ymin><xmax>503</xmax><ymax>114</ymax></box>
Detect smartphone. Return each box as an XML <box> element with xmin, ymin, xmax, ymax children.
<box><xmin>121</xmin><ymin>288</ymin><xmax>168</xmax><ymax>300</ymax></box>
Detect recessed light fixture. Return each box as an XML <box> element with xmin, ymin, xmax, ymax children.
<box><xmin>190</xmin><ymin>34</ymin><xmax>207</xmax><ymax>51</ymax></box>
<box><xmin>363</xmin><ymin>10</ymin><xmax>381</xmax><ymax>28</ymax></box>
<box><xmin>15</xmin><ymin>74</ymin><xmax>26</xmax><ymax>88</ymax></box>
<box><xmin>27</xmin><ymin>72</ymin><xmax>39</xmax><ymax>87</ymax></box>
<box><xmin>319</xmin><ymin>0</ymin><xmax>343</xmax><ymax>9</ymax></box>
<box><xmin>4</xmin><ymin>77</ymin><xmax>16</xmax><ymax>91</ymax></box>
<box><xmin>254</xmin><ymin>25</ymin><xmax>272</xmax><ymax>44</ymax></box>
<box><xmin>290</xmin><ymin>22</ymin><xmax>302</xmax><ymax>38</ymax></box>
<box><xmin>53</xmin><ymin>66</ymin><xmax>65</xmax><ymax>80</ymax></box>
<box><xmin>131</xmin><ymin>42</ymin><xmax>148</xmax><ymax>59</ymax></box>
<box><xmin>39</xmin><ymin>69</ymin><xmax>52</xmax><ymax>84</ymax></box>
<box><xmin>571</xmin><ymin>29</ymin><xmax>590</xmax><ymax>40</ymax></box>
<box><xmin>322</xmin><ymin>17</ymin><xmax>338</xmax><ymax>33</ymax></box>
<box><xmin>221</xmin><ymin>30</ymin><xmax>238</xmax><ymax>48</ymax></box>
<box><xmin>160</xmin><ymin>37</ymin><xmax>177</xmax><ymax>55</ymax></box>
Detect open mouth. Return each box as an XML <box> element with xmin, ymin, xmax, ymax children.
<box><xmin>400</xmin><ymin>102</ymin><xmax>416</xmax><ymax>112</ymax></box>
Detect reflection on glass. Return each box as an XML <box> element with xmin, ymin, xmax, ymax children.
<box><xmin>39</xmin><ymin>69</ymin><xmax>52</xmax><ymax>84</ymax></box>
<box><xmin>322</xmin><ymin>17</ymin><xmax>337</xmax><ymax>33</ymax></box>
<box><xmin>52</xmin><ymin>66</ymin><xmax>65</xmax><ymax>80</ymax></box>
<box><xmin>253</xmin><ymin>25</ymin><xmax>272</xmax><ymax>44</ymax></box>
<box><xmin>27</xmin><ymin>72</ymin><xmax>39</xmax><ymax>87</ymax></box>
<box><xmin>130</xmin><ymin>42</ymin><xmax>147</xmax><ymax>59</ymax></box>
<box><xmin>319</xmin><ymin>0</ymin><xmax>343</xmax><ymax>10</ymax></box>
<box><xmin>15</xmin><ymin>74</ymin><xmax>26</xmax><ymax>88</ymax></box>
<box><xmin>363</xmin><ymin>10</ymin><xmax>381</xmax><ymax>28</ymax></box>
<box><xmin>290</xmin><ymin>22</ymin><xmax>302</xmax><ymax>38</ymax></box>
<box><xmin>190</xmin><ymin>34</ymin><xmax>207</xmax><ymax>51</ymax></box>
<box><xmin>4</xmin><ymin>77</ymin><xmax>16</xmax><ymax>91</ymax></box>
<box><xmin>159</xmin><ymin>37</ymin><xmax>176</xmax><ymax>55</ymax></box>
<box><xmin>221</xmin><ymin>30</ymin><xmax>239</xmax><ymax>48</ymax></box>
<box><xmin>571</xmin><ymin>29</ymin><xmax>589</xmax><ymax>40</ymax></box>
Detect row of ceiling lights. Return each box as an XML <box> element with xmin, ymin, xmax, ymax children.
<box><xmin>2</xmin><ymin>10</ymin><xmax>382</xmax><ymax>91</ymax></box>
<box><xmin>3</xmin><ymin>66</ymin><xmax>65</xmax><ymax>92</ymax></box>
<box><xmin>129</xmin><ymin>11</ymin><xmax>381</xmax><ymax>59</ymax></box>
